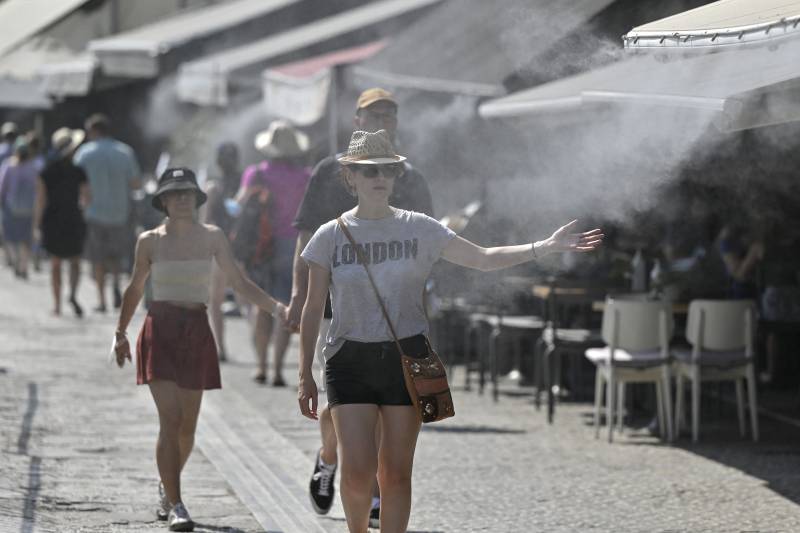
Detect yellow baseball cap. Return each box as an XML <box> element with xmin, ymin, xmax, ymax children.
<box><xmin>356</xmin><ymin>88</ymin><xmax>397</xmax><ymax>110</ymax></box>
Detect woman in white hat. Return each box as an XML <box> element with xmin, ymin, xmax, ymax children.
<box><xmin>297</xmin><ymin>130</ymin><xmax>603</xmax><ymax>532</ymax></box>
<box><xmin>33</xmin><ymin>128</ymin><xmax>88</xmax><ymax>316</ymax></box>
<box><xmin>238</xmin><ymin>120</ymin><xmax>311</xmax><ymax>386</ymax></box>
<box><xmin>113</xmin><ymin>167</ymin><xmax>289</xmax><ymax>532</ymax></box>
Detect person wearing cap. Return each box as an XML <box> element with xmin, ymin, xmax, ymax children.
<box><xmin>113</xmin><ymin>167</ymin><xmax>289</xmax><ymax>532</ymax></box>
<box><xmin>33</xmin><ymin>127</ymin><xmax>89</xmax><ymax>316</ymax></box>
<box><xmin>298</xmin><ymin>130</ymin><xmax>602</xmax><ymax>533</ymax></box>
<box><xmin>290</xmin><ymin>88</ymin><xmax>433</xmax><ymax>524</ymax></box>
<box><xmin>73</xmin><ymin>113</ymin><xmax>142</xmax><ymax>313</ymax></box>
<box><xmin>203</xmin><ymin>142</ymin><xmax>243</xmax><ymax>362</ymax></box>
<box><xmin>0</xmin><ymin>135</ymin><xmax>40</xmax><ymax>279</ymax></box>
<box><xmin>237</xmin><ymin>120</ymin><xmax>311</xmax><ymax>386</ymax></box>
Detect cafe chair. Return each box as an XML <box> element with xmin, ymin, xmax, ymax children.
<box><xmin>673</xmin><ymin>299</ymin><xmax>759</xmax><ymax>443</ymax></box>
<box><xmin>585</xmin><ymin>297</ymin><xmax>674</xmax><ymax>442</ymax></box>
<box><xmin>537</xmin><ymin>280</ymin><xmax>608</xmax><ymax>423</ymax></box>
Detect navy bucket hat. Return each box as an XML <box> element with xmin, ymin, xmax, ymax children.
<box><xmin>152</xmin><ymin>167</ymin><xmax>207</xmax><ymax>213</ymax></box>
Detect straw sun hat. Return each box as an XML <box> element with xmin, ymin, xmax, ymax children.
<box><xmin>337</xmin><ymin>129</ymin><xmax>406</xmax><ymax>165</ymax></box>
<box><xmin>51</xmin><ymin>127</ymin><xmax>85</xmax><ymax>156</ymax></box>
<box><xmin>254</xmin><ymin>120</ymin><xmax>309</xmax><ymax>158</ymax></box>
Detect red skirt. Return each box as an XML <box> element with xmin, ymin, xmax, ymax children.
<box><xmin>136</xmin><ymin>302</ymin><xmax>221</xmax><ymax>390</ymax></box>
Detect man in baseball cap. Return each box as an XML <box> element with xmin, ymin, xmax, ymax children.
<box><xmin>290</xmin><ymin>88</ymin><xmax>433</xmax><ymax>526</ymax></box>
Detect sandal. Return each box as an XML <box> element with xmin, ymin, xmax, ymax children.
<box><xmin>252</xmin><ymin>373</ymin><xmax>267</xmax><ymax>385</ymax></box>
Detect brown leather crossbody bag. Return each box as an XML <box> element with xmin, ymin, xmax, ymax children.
<box><xmin>336</xmin><ymin>217</ymin><xmax>454</xmax><ymax>423</ymax></box>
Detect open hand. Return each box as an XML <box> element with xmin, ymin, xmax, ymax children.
<box><xmin>545</xmin><ymin>220</ymin><xmax>603</xmax><ymax>254</ymax></box>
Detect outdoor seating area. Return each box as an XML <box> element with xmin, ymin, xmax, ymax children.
<box><xmin>431</xmin><ymin>263</ymin><xmax>798</xmax><ymax>444</ymax></box>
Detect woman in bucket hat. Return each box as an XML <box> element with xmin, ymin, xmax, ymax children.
<box><xmin>298</xmin><ymin>130</ymin><xmax>603</xmax><ymax>533</ymax></box>
<box><xmin>33</xmin><ymin>127</ymin><xmax>88</xmax><ymax>316</ymax></box>
<box><xmin>113</xmin><ymin>167</ymin><xmax>288</xmax><ymax>532</ymax></box>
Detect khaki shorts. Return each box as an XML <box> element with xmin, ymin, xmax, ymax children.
<box><xmin>85</xmin><ymin>221</ymin><xmax>129</xmax><ymax>263</ymax></box>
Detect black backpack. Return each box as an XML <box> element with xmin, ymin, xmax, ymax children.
<box><xmin>229</xmin><ymin>180</ymin><xmax>273</xmax><ymax>267</ymax></box>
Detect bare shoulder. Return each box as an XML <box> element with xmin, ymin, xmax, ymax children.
<box><xmin>201</xmin><ymin>223</ymin><xmax>226</xmax><ymax>248</ymax></box>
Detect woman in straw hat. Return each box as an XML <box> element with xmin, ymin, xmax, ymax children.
<box><xmin>113</xmin><ymin>167</ymin><xmax>288</xmax><ymax>532</ymax></box>
<box><xmin>33</xmin><ymin>127</ymin><xmax>88</xmax><ymax>316</ymax></box>
<box><xmin>298</xmin><ymin>129</ymin><xmax>603</xmax><ymax>532</ymax></box>
<box><xmin>239</xmin><ymin>120</ymin><xmax>311</xmax><ymax>386</ymax></box>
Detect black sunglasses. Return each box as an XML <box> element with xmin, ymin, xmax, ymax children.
<box><xmin>355</xmin><ymin>164</ymin><xmax>403</xmax><ymax>178</ymax></box>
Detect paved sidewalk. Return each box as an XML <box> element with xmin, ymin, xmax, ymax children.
<box><xmin>2</xmin><ymin>266</ymin><xmax>800</xmax><ymax>532</ymax></box>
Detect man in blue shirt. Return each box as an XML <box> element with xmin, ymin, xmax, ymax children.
<box><xmin>74</xmin><ymin>114</ymin><xmax>141</xmax><ymax>312</ymax></box>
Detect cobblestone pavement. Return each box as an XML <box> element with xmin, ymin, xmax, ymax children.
<box><xmin>1</xmin><ymin>267</ymin><xmax>800</xmax><ymax>532</ymax></box>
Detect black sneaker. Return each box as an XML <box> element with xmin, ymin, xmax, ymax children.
<box><xmin>309</xmin><ymin>449</ymin><xmax>336</xmax><ymax>514</ymax></box>
<box><xmin>369</xmin><ymin>504</ymin><xmax>380</xmax><ymax>529</ymax></box>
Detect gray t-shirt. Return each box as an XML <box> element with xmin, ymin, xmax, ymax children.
<box><xmin>301</xmin><ymin>208</ymin><xmax>456</xmax><ymax>361</ymax></box>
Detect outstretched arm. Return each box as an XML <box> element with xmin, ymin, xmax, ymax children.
<box><xmin>442</xmin><ymin>220</ymin><xmax>603</xmax><ymax>272</ymax></box>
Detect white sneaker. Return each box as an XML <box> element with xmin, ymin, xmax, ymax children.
<box><xmin>168</xmin><ymin>502</ymin><xmax>194</xmax><ymax>532</ymax></box>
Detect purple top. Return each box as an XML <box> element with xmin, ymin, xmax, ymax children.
<box><xmin>240</xmin><ymin>160</ymin><xmax>310</xmax><ymax>239</ymax></box>
<box><xmin>0</xmin><ymin>159</ymin><xmax>39</xmax><ymax>216</ymax></box>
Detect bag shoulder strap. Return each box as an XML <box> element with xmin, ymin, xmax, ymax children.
<box><xmin>336</xmin><ymin>217</ymin><xmax>406</xmax><ymax>356</ymax></box>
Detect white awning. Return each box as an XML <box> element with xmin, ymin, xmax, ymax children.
<box><xmin>177</xmin><ymin>0</ymin><xmax>439</xmax><ymax>106</ymax></box>
<box><xmin>479</xmin><ymin>36</ymin><xmax>800</xmax><ymax>131</ymax></box>
<box><xmin>88</xmin><ymin>0</ymin><xmax>301</xmax><ymax>78</ymax></box>
<box><xmin>624</xmin><ymin>0</ymin><xmax>800</xmax><ymax>49</ymax></box>
<box><xmin>262</xmin><ymin>40</ymin><xmax>386</xmax><ymax>125</ymax></box>
<box><xmin>0</xmin><ymin>0</ymin><xmax>89</xmax><ymax>57</ymax></box>
<box><xmin>0</xmin><ymin>77</ymin><xmax>52</xmax><ymax>109</ymax></box>
<box><xmin>39</xmin><ymin>55</ymin><xmax>97</xmax><ymax>98</ymax></box>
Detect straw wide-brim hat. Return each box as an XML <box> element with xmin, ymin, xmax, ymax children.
<box><xmin>337</xmin><ymin>129</ymin><xmax>407</xmax><ymax>165</ymax></box>
<box><xmin>254</xmin><ymin>120</ymin><xmax>309</xmax><ymax>158</ymax></box>
<box><xmin>152</xmin><ymin>167</ymin><xmax>207</xmax><ymax>213</ymax></box>
<box><xmin>51</xmin><ymin>127</ymin><xmax>85</xmax><ymax>156</ymax></box>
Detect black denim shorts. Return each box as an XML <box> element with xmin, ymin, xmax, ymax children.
<box><xmin>326</xmin><ymin>334</ymin><xmax>428</xmax><ymax>406</ymax></box>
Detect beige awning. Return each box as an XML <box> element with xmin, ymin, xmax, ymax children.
<box><xmin>0</xmin><ymin>0</ymin><xmax>89</xmax><ymax>57</ymax></box>
<box><xmin>177</xmin><ymin>0</ymin><xmax>439</xmax><ymax>107</ymax></box>
<box><xmin>479</xmin><ymin>35</ymin><xmax>800</xmax><ymax>131</ymax></box>
<box><xmin>624</xmin><ymin>0</ymin><xmax>800</xmax><ymax>49</ymax></box>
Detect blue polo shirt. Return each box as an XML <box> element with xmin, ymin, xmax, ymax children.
<box><xmin>74</xmin><ymin>138</ymin><xmax>140</xmax><ymax>225</ymax></box>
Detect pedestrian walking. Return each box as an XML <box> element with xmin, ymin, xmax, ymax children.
<box><xmin>289</xmin><ymin>88</ymin><xmax>433</xmax><ymax>526</ymax></box>
<box><xmin>203</xmin><ymin>142</ymin><xmax>243</xmax><ymax>362</ymax></box>
<box><xmin>33</xmin><ymin>127</ymin><xmax>89</xmax><ymax>317</ymax></box>
<box><xmin>235</xmin><ymin>120</ymin><xmax>310</xmax><ymax>386</ymax></box>
<box><xmin>74</xmin><ymin>113</ymin><xmax>141</xmax><ymax>312</ymax></box>
<box><xmin>297</xmin><ymin>129</ymin><xmax>603</xmax><ymax>533</ymax></box>
<box><xmin>0</xmin><ymin>136</ymin><xmax>39</xmax><ymax>278</ymax></box>
<box><xmin>113</xmin><ymin>167</ymin><xmax>288</xmax><ymax>532</ymax></box>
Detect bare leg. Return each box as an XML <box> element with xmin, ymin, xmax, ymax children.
<box><xmin>148</xmin><ymin>380</ymin><xmax>184</xmax><ymax>505</ymax></box>
<box><xmin>17</xmin><ymin>243</ymin><xmax>29</xmax><ymax>276</ymax></box>
<box><xmin>331</xmin><ymin>404</ymin><xmax>379</xmax><ymax>533</ymax></box>
<box><xmin>271</xmin><ymin>325</ymin><xmax>292</xmax><ymax>384</ymax></box>
<box><xmin>93</xmin><ymin>261</ymin><xmax>106</xmax><ymax>310</ymax></box>
<box><xmin>377</xmin><ymin>406</ymin><xmax>420</xmax><ymax>533</ymax></box>
<box><xmin>253</xmin><ymin>310</ymin><xmax>272</xmax><ymax>380</ymax></box>
<box><xmin>109</xmin><ymin>258</ymin><xmax>122</xmax><ymax>307</ymax></box>
<box><xmin>319</xmin><ymin>404</ymin><xmax>338</xmax><ymax>465</ymax></box>
<box><xmin>50</xmin><ymin>257</ymin><xmax>62</xmax><ymax>315</ymax></box>
<box><xmin>208</xmin><ymin>262</ymin><xmax>227</xmax><ymax>358</ymax></box>
<box><xmin>177</xmin><ymin>387</ymin><xmax>203</xmax><ymax>471</ymax></box>
<box><xmin>68</xmin><ymin>257</ymin><xmax>81</xmax><ymax>300</ymax></box>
